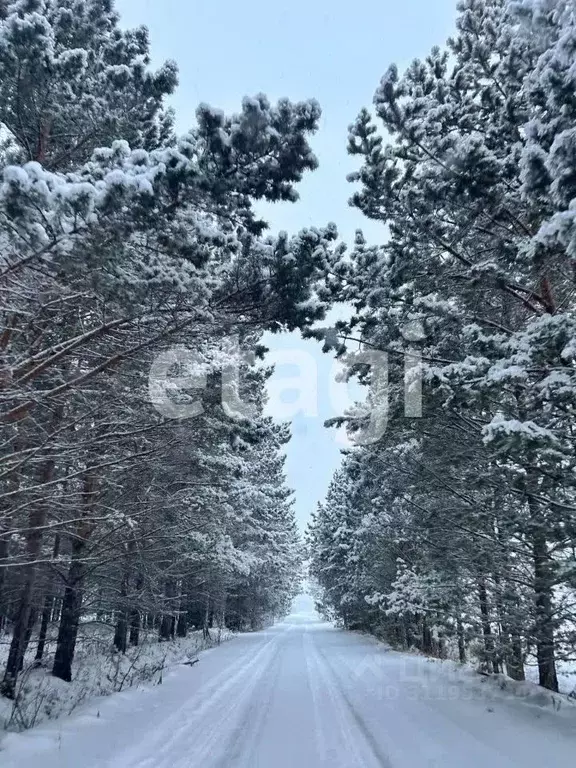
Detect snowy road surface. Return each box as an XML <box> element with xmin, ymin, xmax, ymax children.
<box><xmin>2</xmin><ymin>609</ymin><xmax>576</xmax><ymax>767</ymax></box>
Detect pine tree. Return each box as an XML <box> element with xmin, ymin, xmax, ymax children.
<box><xmin>0</xmin><ymin>0</ymin><xmax>331</xmax><ymax>697</ymax></box>
<box><xmin>309</xmin><ymin>0</ymin><xmax>576</xmax><ymax>692</ymax></box>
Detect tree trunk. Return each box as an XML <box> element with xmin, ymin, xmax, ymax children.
<box><xmin>0</xmin><ymin>522</ymin><xmax>12</xmax><ymax>630</ymax></box>
<box><xmin>497</xmin><ymin>587</ymin><xmax>525</xmax><ymax>681</ymax></box>
<box><xmin>1</xmin><ymin>457</ymin><xmax>55</xmax><ymax>698</ymax></box>
<box><xmin>36</xmin><ymin>534</ymin><xmax>61</xmax><ymax>662</ymax></box>
<box><xmin>438</xmin><ymin>633</ymin><xmax>447</xmax><ymax>660</ymax></box>
<box><xmin>507</xmin><ymin>633</ymin><xmax>525</xmax><ymax>681</ymax></box>
<box><xmin>421</xmin><ymin>615</ymin><xmax>433</xmax><ymax>655</ymax></box>
<box><xmin>19</xmin><ymin>608</ymin><xmax>37</xmax><ymax>672</ymax></box>
<box><xmin>52</xmin><ymin>555</ymin><xmax>84</xmax><ymax>682</ymax></box>
<box><xmin>203</xmin><ymin>596</ymin><xmax>211</xmax><ymax>640</ymax></box>
<box><xmin>51</xmin><ymin>596</ymin><xmax>62</xmax><ymax>623</ymax></box>
<box><xmin>113</xmin><ymin>611</ymin><xmax>128</xmax><ymax>654</ymax></box>
<box><xmin>52</xmin><ymin>473</ymin><xmax>96</xmax><ymax>683</ymax></box>
<box><xmin>158</xmin><ymin>613</ymin><xmax>173</xmax><ymax>641</ymax></box>
<box><xmin>478</xmin><ymin>579</ymin><xmax>497</xmax><ymax>674</ymax></box>
<box><xmin>457</xmin><ymin>616</ymin><xmax>466</xmax><ymax>664</ymax></box>
<box><xmin>176</xmin><ymin>580</ymin><xmax>188</xmax><ymax>638</ymax></box>
<box><xmin>113</xmin><ymin>572</ymin><xmax>129</xmax><ymax>654</ymax></box>
<box><xmin>0</xmin><ymin>436</ymin><xmax>23</xmax><ymax>630</ymax></box>
<box><xmin>176</xmin><ymin>611</ymin><xmax>187</xmax><ymax>638</ymax></box>
<box><xmin>1</xmin><ymin>582</ymin><xmax>34</xmax><ymax>698</ymax></box>
<box><xmin>159</xmin><ymin>579</ymin><xmax>176</xmax><ymax>642</ymax></box>
<box><xmin>36</xmin><ymin>594</ymin><xmax>54</xmax><ymax>662</ymax></box>
<box><xmin>129</xmin><ymin>609</ymin><xmax>141</xmax><ymax>646</ymax></box>
<box><xmin>398</xmin><ymin>618</ymin><xmax>409</xmax><ymax>649</ymax></box>
<box><xmin>129</xmin><ymin>574</ymin><xmax>143</xmax><ymax>647</ymax></box>
<box><xmin>533</xmin><ymin>530</ymin><xmax>559</xmax><ymax>691</ymax></box>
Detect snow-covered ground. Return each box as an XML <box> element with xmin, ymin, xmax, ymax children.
<box><xmin>0</xmin><ymin>625</ymin><xmax>233</xmax><ymax>732</ymax></box>
<box><xmin>2</xmin><ymin>599</ymin><xmax>576</xmax><ymax>767</ymax></box>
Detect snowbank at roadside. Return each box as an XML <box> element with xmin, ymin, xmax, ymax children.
<box><xmin>0</xmin><ymin>627</ymin><xmax>234</xmax><ymax>735</ymax></box>
<box><xmin>352</xmin><ymin>631</ymin><xmax>576</xmax><ymax>721</ymax></box>
<box><xmin>418</xmin><ymin>655</ymin><xmax>576</xmax><ymax>718</ymax></box>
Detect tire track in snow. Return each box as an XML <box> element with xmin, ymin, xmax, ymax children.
<box><xmin>303</xmin><ymin>626</ymin><xmax>331</xmax><ymax>764</ymax></box>
<box><xmin>110</xmin><ymin>632</ymin><xmax>280</xmax><ymax>768</ymax></box>
<box><xmin>214</xmin><ymin>640</ymin><xmax>284</xmax><ymax>768</ymax></box>
<box><xmin>308</xmin><ymin>631</ymin><xmax>394</xmax><ymax>768</ymax></box>
<box><xmin>304</xmin><ymin>626</ymin><xmax>369</xmax><ymax>766</ymax></box>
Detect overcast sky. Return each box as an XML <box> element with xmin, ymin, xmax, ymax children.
<box><xmin>117</xmin><ymin>0</ymin><xmax>457</xmax><ymax>528</ymax></box>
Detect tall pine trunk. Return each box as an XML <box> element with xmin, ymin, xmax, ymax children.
<box><xmin>507</xmin><ymin>633</ymin><xmax>525</xmax><ymax>682</ymax></box>
<box><xmin>113</xmin><ymin>570</ymin><xmax>129</xmax><ymax>654</ymax></box>
<box><xmin>129</xmin><ymin>575</ymin><xmax>143</xmax><ymax>647</ymax></box>
<box><xmin>421</xmin><ymin>615</ymin><xmax>433</xmax><ymax>655</ymax></box>
<box><xmin>176</xmin><ymin>586</ymin><xmax>187</xmax><ymax>638</ymax></box>
<box><xmin>457</xmin><ymin>616</ymin><xmax>466</xmax><ymax>664</ymax></box>
<box><xmin>129</xmin><ymin>608</ymin><xmax>141</xmax><ymax>646</ymax></box>
<box><xmin>532</xmin><ymin>530</ymin><xmax>559</xmax><ymax>691</ymax></box>
<box><xmin>35</xmin><ymin>594</ymin><xmax>54</xmax><ymax>663</ymax></box>
<box><xmin>478</xmin><ymin>579</ymin><xmax>497</xmax><ymax>674</ymax></box>
<box><xmin>498</xmin><ymin>583</ymin><xmax>525</xmax><ymax>682</ymax></box>
<box><xmin>36</xmin><ymin>534</ymin><xmax>61</xmax><ymax>662</ymax></box>
<box><xmin>1</xmin><ymin>457</ymin><xmax>55</xmax><ymax>698</ymax></box>
<box><xmin>52</xmin><ymin>473</ymin><xmax>96</xmax><ymax>683</ymax></box>
<box><xmin>0</xmin><ymin>435</ymin><xmax>23</xmax><ymax>631</ymax></box>
<box><xmin>113</xmin><ymin>610</ymin><xmax>128</xmax><ymax>654</ymax></box>
<box><xmin>203</xmin><ymin>595</ymin><xmax>211</xmax><ymax>640</ymax></box>
<box><xmin>159</xmin><ymin>578</ymin><xmax>176</xmax><ymax>641</ymax></box>
<box><xmin>52</xmin><ymin>553</ymin><xmax>84</xmax><ymax>682</ymax></box>
<box><xmin>0</xmin><ymin>518</ymin><xmax>12</xmax><ymax>631</ymax></box>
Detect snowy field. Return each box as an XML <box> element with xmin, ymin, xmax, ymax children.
<box><xmin>1</xmin><ymin>600</ymin><xmax>576</xmax><ymax>768</ymax></box>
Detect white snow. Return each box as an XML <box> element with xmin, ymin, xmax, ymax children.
<box><xmin>2</xmin><ymin>599</ymin><xmax>576</xmax><ymax>768</ymax></box>
<box><xmin>0</xmin><ymin>626</ymin><xmax>234</xmax><ymax>733</ymax></box>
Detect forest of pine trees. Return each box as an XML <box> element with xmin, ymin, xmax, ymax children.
<box><xmin>308</xmin><ymin>0</ymin><xmax>576</xmax><ymax>694</ymax></box>
<box><xmin>0</xmin><ymin>0</ymin><xmax>333</xmax><ymax>702</ymax></box>
<box><xmin>1</xmin><ymin>0</ymin><xmax>576</xmax><ymax>722</ymax></box>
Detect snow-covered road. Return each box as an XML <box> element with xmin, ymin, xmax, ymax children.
<box><xmin>3</xmin><ymin>609</ymin><xmax>576</xmax><ymax>767</ymax></box>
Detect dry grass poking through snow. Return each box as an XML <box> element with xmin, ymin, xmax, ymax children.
<box><xmin>0</xmin><ymin>625</ymin><xmax>234</xmax><ymax>733</ymax></box>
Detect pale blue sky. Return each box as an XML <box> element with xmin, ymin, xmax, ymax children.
<box><xmin>117</xmin><ymin>0</ymin><xmax>457</xmax><ymax>527</ymax></box>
